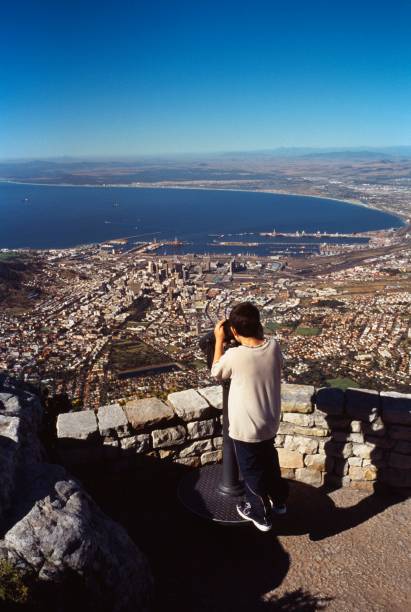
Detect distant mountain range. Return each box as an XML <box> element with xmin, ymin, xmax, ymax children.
<box><xmin>1</xmin><ymin>147</ymin><xmax>410</xmax><ymax>186</ymax></box>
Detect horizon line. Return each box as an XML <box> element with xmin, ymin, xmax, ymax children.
<box><xmin>2</xmin><ymin>144</ymin><xmax>411</xmax><ymax>162</ymax></box>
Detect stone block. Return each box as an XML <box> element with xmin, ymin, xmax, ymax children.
<box><xmin>348</xmin><ymin>465</ymin><xmax>378</xmax><ymax>480</ymax></box>
<box><xmin>97</xmin><ymin>404</ymin><xmax>129</xmax><ymax>438</ymax></box>
<box><xmin>394</xmin><ymin>440</ymin><xmax>411</xmax><ymax>454</ymax></box>
<box><xmin>381</xmin><ymin>391</ymin><xmax>411</xmax><ymax>426</ymax></box>
<box><xmin>152</xmin><ymin>425</ymin><xmax>186</xmax><ymax>448</ymax></box>
<box><xmin>352</xmin><ymin>442</ymin><xmax>380</xmax><ymax>460</ymax></box>
<box><xmin>179</xmin><ymin>439</ymin><xmax>212</xmax><ymax>458</ymax></box>
<box><xmin>124</xmin><ymin>397</ymin><xmax>174</xmax><ymax>432</ymax></box>
<box><xmin>282</xmin><ymin>412</ymin><xmax>314</xmax><ymax>427</ymax></box>
<box><xmin>57</xmin><ymin>410</ymin><xmax>99</xmax><ymax>443</ymax></box>
<box><xmin>313</xmin><ymin>411</ymin><xmax>328</xmax><ymax>428</ymax></box>
<box><xmin>388</xmin><ymin>452</ymin><xmax>411</xmax><ymax>470</ymax></box>
<box><xmin>277</xmin><ymin>448</ymin><xmax>304</xmax><ymax>469</ymax></box>
<box><xmin>284</xmin><ymin>435</ymin><xmax>318</xmax><ymax>455</ymax></box>
<box><xmin>294</xmin><ymin>425</ymin><xmax>329</xmax><ymax>437</ymax></box>
<box><xmin>158</xmin><ymin>449</ymin><xmax>176</xmax><ymax>459</ymax></box>
<box><xmin>187</xmin><ymin>418</ymin><xmax>215</xmax><ymax>440</ymax></box>
<box><xmin>346</xmin><ymin>388</ymin><xmax>380</xmax><ymax>422</ymax></box>
<box><xmin>213</xmin><ymin>436</ymin><xmax>223</xmax><ymax>449</ymax></box>
<box><xmin>348</xmin><ymin>457</ymin><xmax>362</xmax><ymax>466</ymax></box>
<box><xmin>295</xmin><ymin>467</ymin><xmax>322</xmax><ymax>486</ymax></box>
<box><xmin>323</xmin><ymin>441</ymin><xmax>352</xmax><ymax>459</ymax></box>
<box><xmin>274</xmin><ymin>434</ymin><xmax>285</xmax><ymax>447</ymax></box>
<box><xmin>281</xmin><ymin>384</ymin><xmax>314</xmax><ymax>414</ymax></box>
<box><xmin>304</xmin><ymin>454</ymin><xmax>332</xmax><ymax>472</ymax></box>
<box><xmin>120</xmin><ymin>434</ymin><xmax>150</xmax><ymax>454</ymax></box>
<box><xmin>168</xmin><ymin>389</ymin><xmax>212</xmax><ymax>422</ymax></box>
<box><xmin>277</xmin><ymin>422</ymin><xmax>296</xmax><ymax>435</ymax></box>
<box><xmin>175</xmin><ymin>456</ymin><xmax>201</xmax><ymax>468</ymax></box>
<box><xmin>197</xmin><ymin>385</ymin><xmax>223</xmax><ymax>410</ymax></box>
<box><xmin>314</xmin><ymin>387</ymin><xmax>345</xmax><ymax>415</ymax></box>
<box><xmin>280</xmin><ymin>468</ymin><xmax>295</xmax><ymax>479</ymax></box>
<box><xmin>278</xmin><ymin>422</ymin><xmax>330</xmax><ymax>437</ymax></box>
<box><xmin>351</xmin><ymin>420</ymin><xmax>362</xmax><ymax>433</ymax></box>
<box><xmin>388</xmin><ymin>425</ymin><xmax>411</xmax><ymax>441</ymax></box>
<box><xmin>201</xmin><ymin>450</ymin><xmax>222</xmax><ymax>465</ymax></box>
<box><xmin>349</xmin><ymin>465</ymin><xmax>378</xmax><ymax>481</ymax></box>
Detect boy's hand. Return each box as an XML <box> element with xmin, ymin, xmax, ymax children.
<box><xmin>214</xmin><ymin>320</ymin><xmax>226</xmax><ymax>342</ymax></box>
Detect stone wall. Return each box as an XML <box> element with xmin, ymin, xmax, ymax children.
<box><xmin>56</xmin><ymin>383</ymin><xmax>411</xmax><ymax>493</ymax></box>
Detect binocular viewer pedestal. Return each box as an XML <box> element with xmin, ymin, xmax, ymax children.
<box><xmin>178</xmin><ymin>381</ymin><xmax>247</xmax><ymax>524</ymax></box>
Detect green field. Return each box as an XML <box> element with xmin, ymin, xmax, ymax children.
<box><xmin>265</xmin><ymin>320</ymin><xmax>297</xmax><ymax>332</ymax></box>
<box><xmin>187</xmin><ymin>359</ymin><xmax>206</xmax><ymax>370</ymax></box>
<box><xmin>326</xmin><ymin>377</ymin><xmax>359</xmax><ymax>390</ymax></box>
<box><xmin>295</xmin><ymin>326</ymin><xmax>321</xmax><ymax>336</ymax></box>
<box><xmin>265</xmin><ymin>321</ymin><xmax>281</xmax><ymax>332</ymax></box>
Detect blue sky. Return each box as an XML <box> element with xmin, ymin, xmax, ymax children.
<box><xmin>1</xmin><ymin>0</ymin><xmax>410</xmax><ymax>158</ymax></box>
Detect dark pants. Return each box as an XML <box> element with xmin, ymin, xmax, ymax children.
<box><xmin>233</xmin><ymin>437</ymin><xmax>289</xmax><ymax>518</ymax></box>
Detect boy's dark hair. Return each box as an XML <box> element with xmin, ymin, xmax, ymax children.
<box><xmin>229</xmin><ymin>302</ymin><xmax>263</xmax><ymax>338</ymax></box>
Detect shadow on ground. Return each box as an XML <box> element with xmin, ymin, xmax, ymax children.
<box><xmin>72</xmin><ymin>448</ymin><xmax>403</xmax><ymax>612</ymax></box>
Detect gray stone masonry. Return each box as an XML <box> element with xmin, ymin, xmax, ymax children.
<box><xmin>97</xmin><ymin>403</ymin><xmax>130</xmax><ymax>438</ymax></box>
<box><xmin>281</xmin><ymin>384</ymin><xmax>314</xmax><ymax>414</ymax></box>
<box><xmin>187</xmin><ymin>418</ymin><xmax>216</xmax><ymax>439</ymax></box>
<box><xmin>314</xmin><ymin>386</ymin><xmax>345</xmax><ymax>415</ymax></box>
<box><xmin>381</xmin><ymin>391</ymin><xmax>411</xmax><ymax>426</ymax></box>
<box><xmin>120</xmin><ymin>434</ymin><xmax>150</xmax><ymax>454</ymax></box>
<box><xmin>54</xmin><ymin>382</ymin><xmax>411</xmax><ymax>493</ymax></box>
<box><xmin>179</xmin><ymin>439</ymin><xmax>213</xmax><ymax>458</ymax></box>
<box><xmin>124</xmin><ymin>397</ymin><xmax>174</xmax><ymax>431</ymax></box>
<box><xmin>168</xmin><ymin>388</ymin><xmax>213</xmax><ymax>421</ymax></box>
<box><xmin>346</xmin><ymin>388</ymin><xmax>380</xmax><ymax>422</ymax></box>
<box><xmin>57</xmin><ymin>410</ymin><xmax>99</xmax><ymax>443</ymax></box>
<box><xmin>197</xmin><ymin>385</ymin><xmax>223</xmax><ymax>410</ymax></box>
<box><xmin>152</xmin><ymin>425</ymin><xmax>186</xmax><ymax>449</ymax></box>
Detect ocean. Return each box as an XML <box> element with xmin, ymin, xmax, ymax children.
<box><xmin>0</xmin><ymin>182</ymin><xmax>404</xmax><ymax>254</ymax></box>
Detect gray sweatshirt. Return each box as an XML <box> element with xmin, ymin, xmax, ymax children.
<box><xmin>211</xmin><ymin>337</ymin><xmax>282</xmax><ymax>443</ymax></box>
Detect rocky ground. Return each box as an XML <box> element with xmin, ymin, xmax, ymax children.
<box><xmin>84</xmin><ymin>465</ymin><xmax>410</xmax><ymax>612</ymax></box>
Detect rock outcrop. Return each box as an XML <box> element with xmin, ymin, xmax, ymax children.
<box><xmin>0</xmin><ymin>374</ymin><xmax>152</xmax><ymax>611</ymax></box>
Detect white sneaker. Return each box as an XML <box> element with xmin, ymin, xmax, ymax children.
<box><xmin>236</xmin><ymin>502</ymin><xmax>272</xmax><ymax>532</ymax></box>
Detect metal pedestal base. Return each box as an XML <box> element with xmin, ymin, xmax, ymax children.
<box><xmin>178</xmin><ymin>464</ymin><xmax>247</xmax><ymax>524</ymax></box>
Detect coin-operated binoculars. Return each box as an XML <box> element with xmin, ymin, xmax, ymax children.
<box><xmin>178</xmin><ymin>329</ymin><xmax>246</xmax><ymax>524</ymax></box>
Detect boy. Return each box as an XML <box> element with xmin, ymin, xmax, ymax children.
<box><xmin>211</xmin><ymin>302</ymin><xmax>288</xmax><ymax>532</ymax></box>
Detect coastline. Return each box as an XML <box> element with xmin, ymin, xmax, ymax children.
<box><xmin>0</xmin><ymin>178</ymin><xmax>407</xmax><ymax>225</ymax></box>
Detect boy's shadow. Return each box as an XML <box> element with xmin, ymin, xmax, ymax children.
<box><xmin>276</xmin><ymin>387</ymin><xmax>405</xmax><ymax>541</ymax></box>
